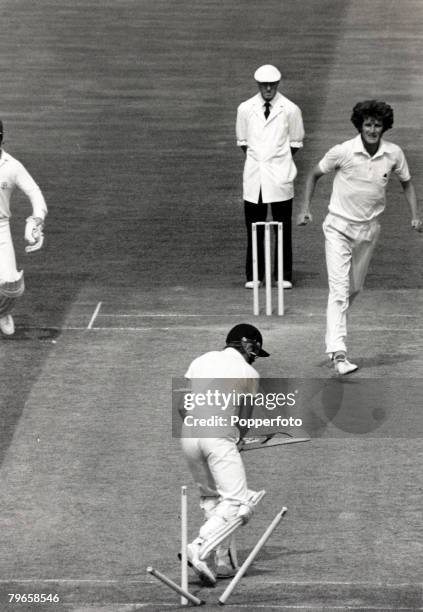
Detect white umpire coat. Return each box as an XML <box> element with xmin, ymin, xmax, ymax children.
<box><xmin>236</xmin><ymin>92</ymin><xmax>304</xmax><ymax>203</ymax></box>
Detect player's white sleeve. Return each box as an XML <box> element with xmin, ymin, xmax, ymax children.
<box><xmin>236</xmin><ymin>104</ymin><xmax>248</xmax><ymax>147</ymax></box>
<box><xmin>245</xmin><ymin>372</ymin><xmax>259</xmax><ymax>397</ymax></box>
<box><xmin>318</xmin><ymin>144</ymin><xmax>344</xmax><ymax>174</ymax></box>
<box><xmin>288</xmin><ymin>105</ymin><xmax>305</xmax><ymax>148</ymax></box>
<box><xmin>15</xmin><ymin>162</ymin><xmax>48</xmax><ymax>220</ymax></box>
<box><xmin>393</xmin><ymin>147</ymin><xmax>411</xmax><ymax>182</ymax></box>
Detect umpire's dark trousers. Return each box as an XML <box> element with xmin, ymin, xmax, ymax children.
<box><xmin>244</xmin><ymin>194</ymin><xmax>293</xmax><ymax>283</ymax></box>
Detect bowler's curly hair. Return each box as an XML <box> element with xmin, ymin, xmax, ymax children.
<box><xmin>351</xmin><ymin>100</ymin><xmax>394</xmax><ymax>132</ymax></box>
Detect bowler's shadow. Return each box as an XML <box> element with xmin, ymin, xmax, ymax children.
<box><xmin>1</xmin><ymin>325</ymin><xmax>61</xmax><ymax>342</ymax></box>
<box><xmin>357</xmin><ymin>352</ymin><xmax>415</xmax><ymax>369</ymax></box>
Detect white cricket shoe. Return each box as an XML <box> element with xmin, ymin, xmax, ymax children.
<box><xmin>244</xmin><ymin>280</ymin><xmax>262</xmax><ymax>289</ymax></box>
<box><xmin>0</xmin><ymin>314</ymin><xmax>15</xmax><ymax>336</ymax></box>
<box><xmin>214</xmin><ymin>547</ymin><xmax>239</xmax><ymax>579</ymax></box>
<box><xmin>186</xmin><ymin>542</ymin><xmax>216</xmax><ymax>586</ymax></box>
<box><xmin>282</xmin><ymin>280</ymin><xmax>293</xmax><ymax>289</ymax></box>
<box><xmin>334</xmin><ymin>355</ymin><xmax>358</xmax><ymax>375</ymax></box>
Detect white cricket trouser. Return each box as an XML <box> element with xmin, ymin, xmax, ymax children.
<box><xmin>0</xmin><ymin>219</ymin><xmax>20</xmax><ymax>283</ymax></box>
<box><xmin>181</xmin><ymin>436</ymin><xmax>249</xmax><ymax>503</ymax></box>
<box><xmin>181</xmin><ymin>436</ymin><xmax>251</xmax><ymax>545</ymax></box>
<box><xmin>323</xmin><ymin>214</ymin><xmax>381</xmax><ymax>354</ymax></box>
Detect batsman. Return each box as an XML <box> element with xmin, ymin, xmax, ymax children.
<box><xmin>0</xmin><ymin>120</ymin><xmax>47</xmax><ymax>336</ymax></box>
<box><xmin>179</xmin><ymin>324</ymin><xmax>269</xmax><ymax>586</ymax></box>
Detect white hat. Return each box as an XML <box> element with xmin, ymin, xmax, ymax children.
<box><xmin>254</xmin><ymin>64</ymin><xmax>281</xmax><ymax>83</ymax></box>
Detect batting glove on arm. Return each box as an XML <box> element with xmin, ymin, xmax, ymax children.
<box><xmin>25</xmin><ymin>216</ymin><xmax>45</xmax><ymax>253</ymax></box>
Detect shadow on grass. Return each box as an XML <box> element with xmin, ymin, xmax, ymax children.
<box><xmin>0</xmin><ymin>273</ymin><xmax>89</xmax><ymax>467</ymax></box>
<box><xmin>358</xmin><ymin>352</ymin><xmax>416</xmax><ymax>368</ymax></box>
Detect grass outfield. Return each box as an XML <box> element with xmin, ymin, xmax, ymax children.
<box><xmin>0</xmin><ymin>0</ymin><xmax>422</xmax><ymax>610</ymax></box>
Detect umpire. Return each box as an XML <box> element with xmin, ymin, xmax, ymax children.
<box><xmin>236</xmin><ymin>64</ymin><xmax>305</xmax><ymax>289</ymax></box>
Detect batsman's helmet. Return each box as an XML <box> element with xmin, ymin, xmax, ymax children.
<box><xmin>226</xmin><ymin>323</ymin><xmax>270</xmax><ymax>357</ymax></box>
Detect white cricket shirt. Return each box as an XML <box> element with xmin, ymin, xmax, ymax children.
<box><xmin>184</xmin><ymin>347</ymin><xmax>259</xmax><ymax>437</ymax></box>
<box><xmin>0</xmin><ymin>150</ymin><xmax>47</xmax><ymax>220</ymax></box>
<box><xmin>319</xmin><ymin>135</ymin><xmax>411</xmax><ymax>223</ymax></box>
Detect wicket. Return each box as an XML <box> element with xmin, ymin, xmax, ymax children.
<box><xmin>147</xmin><ymin>566</ymin><xmax>203</xmax><ymax>606</ymax></box>
<box><xmin>218</xmin><ymin>506</ymin><xmax>287</xmax><ymax>605</ymax></box>
<box><xmin>181</xmin><ymin>485</ymin><xmax>188</xmax><ymax>605</ymax></box>
<box><xmin>147</xmin><ymin>485</ymin><xmax>204</xmax><ymax>606</ymax></box>
<box><xmin>148</xmin><ymin>487</ymin><xmax>287</xmax><ymax>606</ymax></box>
<box><xmin>252</xmin><ymin>221</ymin><xmax>284</xmax><ymax>316</ymax></box>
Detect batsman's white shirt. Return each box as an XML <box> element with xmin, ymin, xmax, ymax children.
<box><xmin>185</xmin><ymin>347</ymin><xmax>259</xmax><ymax>386</ymax></box>
<box><xmin>184</xmin><ymin>347</ymin><xmax>259</xmax><ymax>439</ymax></box>
<box><xmin>236</xmin><ymin>92</ymin><xmax>304</xmax><ymax>203</ymax></box>
<box><xmin>319</xmin><ymin>135</ymin><xmax>411</xmax><ymax>223</ymax></box>
<box><xmin>0</xmin><ymin>150</ymin><xmax>47</xmax><ymax>220</ymax></box>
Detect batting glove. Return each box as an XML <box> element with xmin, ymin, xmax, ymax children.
<box><xmin>25</xmin><ymin>216</ymin><xmax>45</xmax><ymax>253</ymax></box>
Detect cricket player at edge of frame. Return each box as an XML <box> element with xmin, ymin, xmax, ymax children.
<box><xmin>0</xmin><ymin>120</ymin><xmax>48</xmax><ymax>336</ymax></box>
<box><xmin>179</xmin><ymin>323</ymin><xmax>270</xmax><ymax>586</ymax></box>
<box><xmin>297</xmin><ymin>100</ymin><xmax>422</xmax><ymax>375</ymax></box>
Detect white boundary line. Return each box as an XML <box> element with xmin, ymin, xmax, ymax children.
<box><xmin>98</xmin><ymin>313</ymin><xmax>251</xmax><ymax>317</ymax></box>
<box><xmin>137</xmin><ymin>601</ymin><xmax>423</xmax><ymax>612</ymax></box>
<box><xmin>90</xmin><ymin>312</ymin><xmax>420</xmax><ymax>318</ymax></box>
<box><xmin>87</xmin><ymin>301</ymin><xmax>102</xmax><ymax>330</ymax></box>
<box><xmin>18</xmin><ymin>325</ymin><xmax>423</xmax><ymax>332</ymax></box>
<box><xmin>86</xmin><ymin>326</ymin><xmax>423</xmax><ymax>332</ymax></box>
<box><xmin>71</xmin><ymin>606</ymin><xmax>423</xmax><ymax>611</ymax></box>
<box><xmin>0</xmin><ymin>579</ymin><xmax>420</xmax><ymax>610</ymax></box>
<box><xmin>42</xmin><ymin>605</ymin><xmax>421</xmax><ymax>611</ymax></box>
<box><xmin>0</xmin><ymin>578</ymin><xmax>419</xmax><ymax>587</ymax></box>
